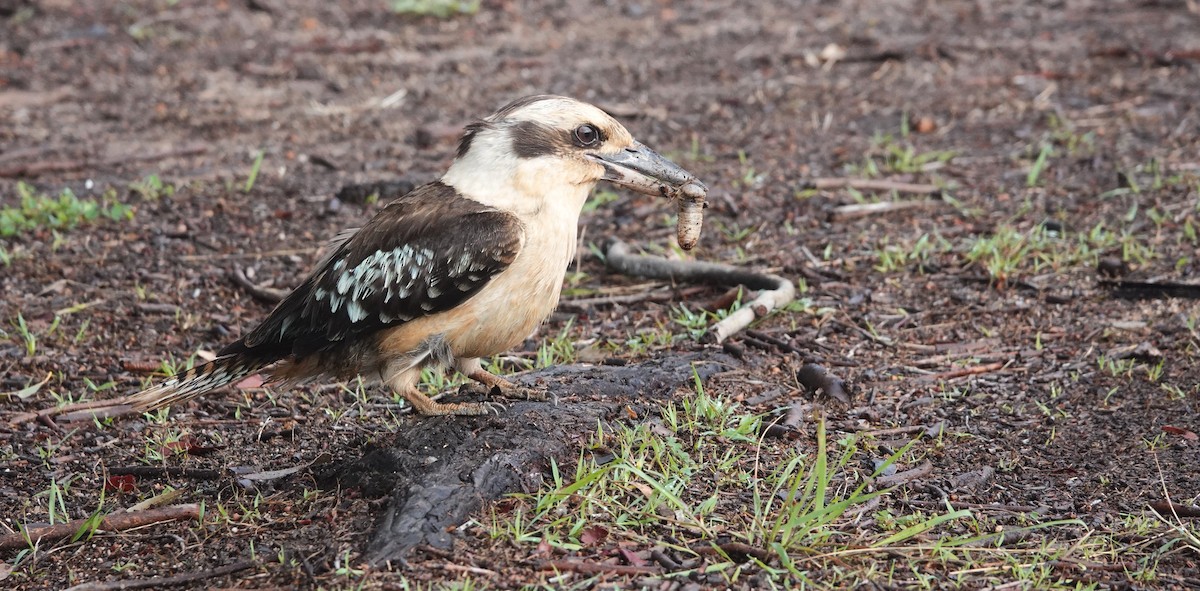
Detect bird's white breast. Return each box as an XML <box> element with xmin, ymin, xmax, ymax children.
<box><xmin>444</xmin><ymin>190</ymin><xmax>585</xmax><ymax>359</ymax></box>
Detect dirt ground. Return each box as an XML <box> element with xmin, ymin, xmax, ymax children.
<box><xmin>2</xmin><ymin>0</ymin><xmax>1200</xmax><ymax>589</ymax></box>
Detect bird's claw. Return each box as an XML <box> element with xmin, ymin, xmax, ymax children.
<box><xmin>419</xmin><ymin>390</ymin><xmax>505</xmax><ymax>416</ymax></box>
<box><xmin>491</xmin><ymin>384</ymin><xmax>547</xmax><ymax>402</ymax></box>
<box><xmin>459</xmin><ymin>381</ymin><xmax>547</xmax><ymax>403</ymax></box>
<box><xmin>443</xmin><ymin>400</ymin><xmax>506</xmax><ymax>416</ymax></box>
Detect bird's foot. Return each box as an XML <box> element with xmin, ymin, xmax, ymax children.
<box><xmin>492</xmin><ymin>383</ymin><xmax>548</xmax><ymax>402</ymax></box>
<box><xmin>458</xmin><ymin>381</ymin><xmax>547</xmax><ymax>402</ymax></box>
<box><xmin>464</xmin><ymin>370</ymin><xmax>549</xmax><ymax>402</ymax></box>
<box><xmin>403</xmin><ymin>389</ymin><xmax>505</xmax><ymax>416</ymax></box>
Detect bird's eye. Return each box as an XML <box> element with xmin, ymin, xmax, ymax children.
<box><xmin>573</xmin><ymin>124</ymin><xmax>600</xmax><ymax>147</ymax></box>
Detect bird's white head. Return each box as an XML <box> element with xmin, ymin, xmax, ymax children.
<box><xmin>443</xmin><ymin>95</ymin><xmax>704</xmax><ymax>218</ymax></box>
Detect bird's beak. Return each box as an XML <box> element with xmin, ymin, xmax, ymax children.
<box><xmin>590</xmin><ymin>142</ymin><xmax>707</xmax><ymax>199</ymax></box>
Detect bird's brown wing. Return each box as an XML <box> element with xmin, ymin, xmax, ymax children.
<box><xmin>233</xmin><ymin>181</ymin><xmax>524</xmax><ymax>359</ymax></box>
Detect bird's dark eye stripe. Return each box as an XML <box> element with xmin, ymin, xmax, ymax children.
<box><xmin>573</xmin><ymin>124</ymin><xmax>601</xmax><ymax>147</ymax></box>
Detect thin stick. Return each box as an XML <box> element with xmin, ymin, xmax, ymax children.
<box><xmin>540</xmin><ymin>560</ymin><xmax>660</xmax><ymax>575</ymax></box>
<box><xmin>604</xmin><ymin>240</ymin><xmax>794</xmax><ymax>343</ymax></box>
<box><xmin>691</xmin><ymin>541</ymin><xmax>773</xmax><ymax>563</ymax></box>
<box><xmin>45</xmin><ymin>402</ymin><xmax>137</xmax><ymax>424</ymax></box>
<box><xmin>62</xmin><ymin>558</ymin><xmax>258</xmax><ymax>591</ymax></box>
<box><xmin>108</xmin><ymin>466</ymin><xmax>223</xmax><ymax>481</ymax></box>
<box><xmin>803</xmin><ymin>177</ymin><xmax>943</xmax><ymax>195</ymax></box>
<box><xmin>441</xmin><ymin>563</ymin><xmax>500</xmax><ymax>577</ymax></box>
<box><xmin>745</xmin><ymin>329</ymin><xmax>805</xmax><ymax>355</ymax></box>
<box><xmin>906</xmin><ymin>499</ymin><xmax>1042</xmax><ymax>513</ymax></box>
<box><xmin>875</xmin><ymin>461</ymin><xmax>934</xmax><ymax>487</ymax></box>
<box><xmin>0</xmin><ymin>504</ymin><xmax>200</xmax><ymax>551</ymax></box>
<box><xmin>9</xmin><ymin>398</ymin><xmax>133</xmax><ymax>426</ymax></box>
<box><xmin>831</xmin><ymin>200</ymin><xmax>942</xmax><ymax>221</ymax></box>
<box><xmin>860</xmin><ymin>424</ymin><xmax>930</xmax><ymax>437</ymax></box>
<box><xmin>918</xmin><ymin>361</ymin><xmax>1007</xmax><ymax>382</ymax></box>
<box><xmin>558</xmin><ymin>288</ymin><xmax>677</xmax><ymax>311</ymax></box>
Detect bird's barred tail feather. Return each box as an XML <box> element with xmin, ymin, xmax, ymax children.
<box><xmin>123</xmin><ymin>355</ymin><xmax>262</xmax><ymax>412</ymax></box>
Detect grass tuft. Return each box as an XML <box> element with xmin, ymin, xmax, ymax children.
<box><xmin>1026</xmin><ymin>143</ymin><xmax>1054</xmax><ymax>187</ymax></box>
<box><xmin>243</xmin><ymin>150</ymin><xmax>266</xmax><ymax>193</ymax></box>
<box><xmin>390</xmin><ymin>0</ymin><xmax>480</xmax><ymax>17</ymax></box>
<box><xmin>478</xmin><ymin>379</ymin><xmax>988</xmax><ymax>586</ymax></box>
<box><xmin>1</xmin><ymin>182</ymin><xmax>134</xmax><ymax>238</ymax></box>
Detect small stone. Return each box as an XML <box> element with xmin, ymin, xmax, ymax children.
<box><xmin>1097</xmin><ymin>257</ymin><xmax>1129</xmax><ymax>277</ymax></box>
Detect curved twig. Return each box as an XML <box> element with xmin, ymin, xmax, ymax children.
<box><xmin>604</xmin><ymin>239</ymin><xmax>795</xmax><ymax>343</ymax></box>
<box><xmin>229</xmin><ymin>266</ymin><xmax>288</xmax><ymax>304</ymax></box>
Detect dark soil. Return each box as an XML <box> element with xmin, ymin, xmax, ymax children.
<box><xmin>2</xmin><ymin>0</ymin><xmax>1200</xmax><ymax>589</ymax></box>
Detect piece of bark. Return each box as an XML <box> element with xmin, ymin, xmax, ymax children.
<box><xmin>317</xmin><ymin>353</ymin><xmax>730</xmax><ymax>566</ymax></box>
<box><xmin>796</xmin><ymin>363</ymin><xmax>851</xmax><ymax>405</ymax></box>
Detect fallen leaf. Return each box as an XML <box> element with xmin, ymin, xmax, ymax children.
<box><xmin>1</xmin><ymin>372</ymin><xmax>53</xmax><ymax>400</ymax></box>
<box><xmin>580</xmin><ymin>525</ymin><xmax>608</xmax><ymax>546</ymax></box>
<box><xmin>648</xmin><ymin>419</ymin><xmax>675</xmax><ymax>437</ymax></box>
<box><xmin>163</xmin><ymin>437</ymin><xmax>191</xmax><ymax>456</ymax></box>
<box><xmin>1162</xmin><ymin>425</ymin><xmax>1198</xmax><ymax>441</ymax></box>
<box><xmin>163</xmin><ymin>435</ymin><xmax>223</xmax><ymax>457</ymax></box>
<box><xmin>105</xmin><ymin>474</ymin><xmax>137</xmax><ymax>493</ymax></box>
<box><xmin>38</xmin><ymin>278</ymin><xmax>69</xmax><ymax>296</ymax></box>
<box><xmin>925</xmin><ymin>421</ymin><xmax>947</xmax><ymax>438</ymax></box>
<box><xmin>618</xmin><ymin>547</ymin><xmax>648</xmax><ymax>567</ymax></box>
<box><xmin>629</xmin><ymin>482</ymin><xmax>655</xmax><ymax>499</ymax></box>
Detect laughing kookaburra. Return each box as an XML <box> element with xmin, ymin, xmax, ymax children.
<box><xmin>124</xmin><ymin>95</ymin><xmax>707</xmax><ymax>416</ymax></box>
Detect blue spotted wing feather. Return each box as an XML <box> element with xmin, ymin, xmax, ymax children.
<box><xmin>237</xmin><ymin>181</ymin><xmax>524</xmax><ymax>358</ymax></box>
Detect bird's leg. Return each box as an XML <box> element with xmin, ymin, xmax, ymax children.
<box><xmin>456</xmin><ymin>358</ymin><xmax>547</xmax><ymax>402</ymax></box>
<box><xmin>386</xmin><ymin>360</ymin><xmax>500</xmax><ymax>416</ymax></box>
